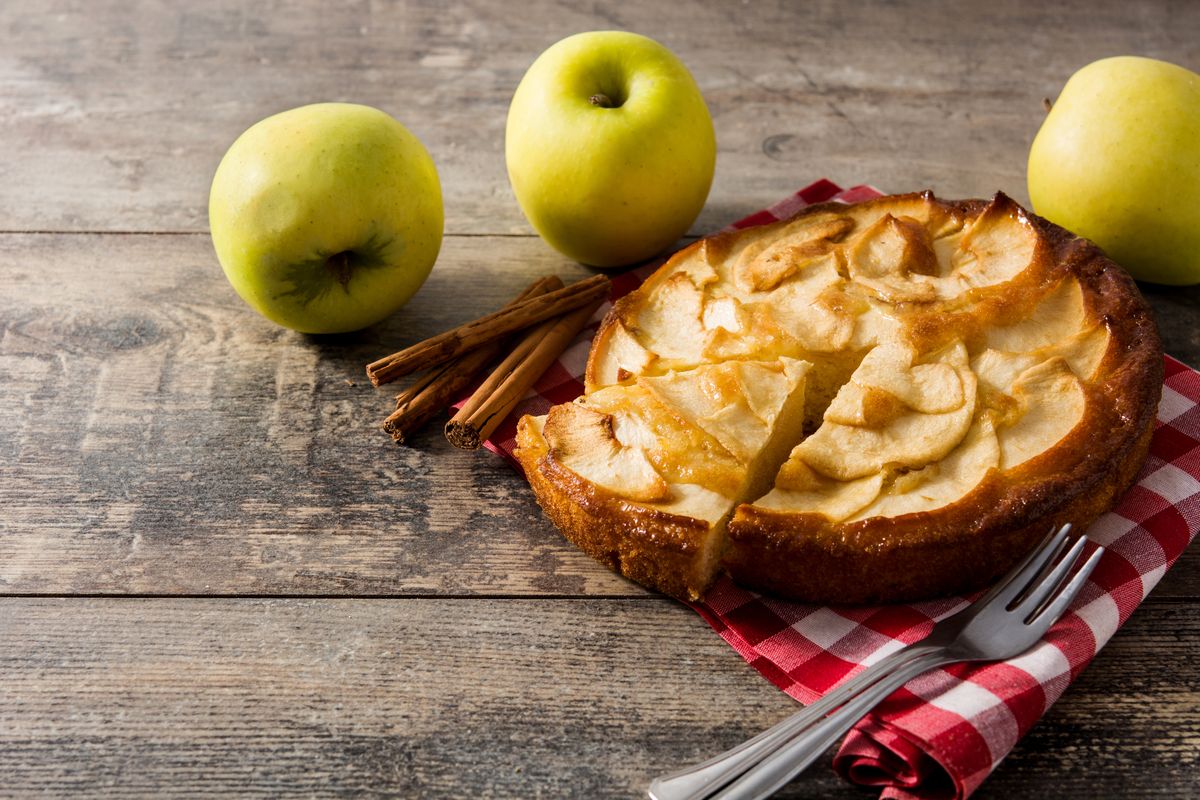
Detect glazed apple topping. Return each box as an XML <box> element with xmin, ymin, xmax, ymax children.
<box><xmin>542</xmin><ymin>357</ymin><xmax>810</xmax><ymax>527</ymax></box>
<box><xmin>575</xmin><ymin>192</ymin><xmax>1111</xmax><ymax>526</ymax></box>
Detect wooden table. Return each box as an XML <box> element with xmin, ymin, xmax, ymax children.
<box><xmin>2</xmin><ymin>2</ymin><xmax>1197</xmax><ymax>797</ymax></box>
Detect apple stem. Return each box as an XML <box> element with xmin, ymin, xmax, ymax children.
<box><xmin>1042</xmin><ymin>97</ymin><xmax>1053</xmax><ymax>113</ymax></box>
<box><xmin>327</xmin><ymin>251</ymin><xmax>354</xmax><ymax>291</ymax></box>
<box><xmin>589</xmin><ymin>93</ymin><xmax>615</xmax><ymax>109</ymax></box>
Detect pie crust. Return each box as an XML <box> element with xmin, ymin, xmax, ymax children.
<box><xmin>515</xmin><ymin>192</ymin><xmax>1162</xmax><ymax>603</ymax></box>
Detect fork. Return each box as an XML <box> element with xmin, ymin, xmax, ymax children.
<box><xmin>648</xmin><ymin>524</ymin><xmax>1103</xmax><ymax>800</ymax></box>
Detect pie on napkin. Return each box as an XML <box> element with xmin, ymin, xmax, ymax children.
<box><xmin>514</xmin><ymin>190</ymin><xmax>1163</xmax><ymax>604</ymax></box>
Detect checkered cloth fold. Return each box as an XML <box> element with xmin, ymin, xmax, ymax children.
<box><xmin>478</xmin><ymin>181</ymin><xmax>1198</xmax><ymax>799</ymax></box>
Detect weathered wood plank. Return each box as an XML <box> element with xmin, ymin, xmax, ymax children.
<box><xmin>0</xmin><ymin>597</ymin><xmax>1195</xmax><ymax>798</ymax></box>
<box><xmin>0</xmin><ymin>231</ymin><xmax>639</xmax><ymax>596</ymax></box>
<box><xmin>0</xmin><ymin>597</ymin><xmax>818</xmax><ymax>798</ymax></box>
<box><xmin>2</xmin><ymin>231</ymin><xmax>1198</xmax><ymax>597</ymax></box>
<box><xmin>2</xmin><ymin>2</ymin><xmax>1197</xmax><ymax>799</ymax></box>
<box><xmin>1</xmin><ymin>0</ymin><xmax>1197</xmax><ymax>234</ymax></box>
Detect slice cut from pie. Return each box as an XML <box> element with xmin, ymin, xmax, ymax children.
<box><xmin>518</xmin><ymin>358</ymin><xmax>808</xmax><ymax>600</ymax></box>
<box><xmin>515</xmin><ymin>192</ymin><xmax>1162</xmax><ymax>603</ymax></box>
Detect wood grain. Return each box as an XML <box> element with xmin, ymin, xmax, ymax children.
<box><xmin>0</xmin><ymin>598</ymin><xmax>1195</xmax><ymax>799</ymax></box>
<box><xmin>1</xmin><ymin>230</ymin><xmax>1196</xmax><ymax>598</ymax></box>
<box><xmin>0</xmin><ymin>232</ymin><xmax>639</xmax><ymax>596</ymax></box>
<box><xmin>1</xmin><ymin>1</ymin><xmax>1198</xmax><ymax>797</ymax></box>
<box><xmin>2</xmin><ymin>1</ymin><xmax>1198</xmax><ymax>235</ymax></box>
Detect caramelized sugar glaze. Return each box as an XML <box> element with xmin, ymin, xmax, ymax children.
<box><xmin>516</xmin><ymin>193</ymin><xmax>1162</xmax><ymax>603</ymax></box>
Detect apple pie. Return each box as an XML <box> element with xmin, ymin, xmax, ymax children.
<box><xmin>515</xmin><ymin>192</ymin><xmax>1162</xmax><ymax>603</ymax></box>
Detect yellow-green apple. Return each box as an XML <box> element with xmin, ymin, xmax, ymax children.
<box><xmin>209</xmin><ymin>103</ymin><xmax>443</xmax><ymax>333</ymax></box>
<box><xmin>506</xmin><ymin>31</ymin><xmax>716</xmax><ymax>268</ymax></box>
<box><xmin>1028</xmin><ymin>56</ymin><xmax>1200</xmax><ymax>285</ymax></box>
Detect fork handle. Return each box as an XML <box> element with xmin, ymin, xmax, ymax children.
<box><xmin>647</xmin><ymin>646</ymin><xmax>945</xmax><ymax>800</ymax></box>
<box><xmin>708</xmin><ymin>651</ymin><xmax>952</xmax><ymax>800</ymax></box>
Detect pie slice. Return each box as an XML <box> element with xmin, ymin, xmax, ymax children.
<box><xmin>516</xmin><ymin>358</ymin><xmax>809</xmax><ymax>600</ymax></box>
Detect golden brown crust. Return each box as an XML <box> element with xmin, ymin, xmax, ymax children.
<box><xmin>725</xmin><ymin>207</ymin><xmax>1162</xmax><ymax>603</ymax></box>
<box><xmin>725</xmin><ymin>416</ymin><xmax>1154</xmax><ymax>604</ymax></box>
<box><xmin>515</xmin><ymin>416</ymin><xmax>715</xmax><ymax>601</ymax></box>
<box><xmin>522</xmin><ymin>192</ymin><xmax>1163</xmax><ymax>605</ymax></box>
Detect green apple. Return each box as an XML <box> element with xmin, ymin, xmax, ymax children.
<box><xmin>209</xmin><ymin>103</ymin><xmax>443</xmax><ymax>333</ymax></box>
<box><xmin>505</xmin><ymin>31</ymin><xmax>716</xmax><ymax>268</ymax></box>
<box><xmin>1028</xmin><ymin>56</ymin><xmax>1200</xmax><ymax>285</ymax></box>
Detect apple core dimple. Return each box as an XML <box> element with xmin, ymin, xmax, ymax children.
<box><xmin>209</xmin><ymin>102</ymin><xmax>443</xmax><ymax>333</ymax></box>
<box><xmin>327</xmin><ymin>250</ymin><xmax>356</xmax><ymax>290</ymax></box>
<box><xmin>505</xmin><ymin>31</ymin><xmax>715</xmax><ymax>267</ymax></box>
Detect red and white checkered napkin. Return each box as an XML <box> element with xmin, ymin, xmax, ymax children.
<box><xmin>481</xmin><ymin>181</ymin><xmax>1200</xmax><ymax>799</ymax></box>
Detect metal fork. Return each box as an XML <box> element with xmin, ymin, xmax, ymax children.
<box><xmin>648</xmin><ymin>524</ymin><xmax>1103</xmax><ymax>800</ymax></box>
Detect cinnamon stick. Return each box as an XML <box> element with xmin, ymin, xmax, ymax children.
<box><xmin>381</xmin><ymin>276</ymin><xmax>562</xmax><ymax>444</ymax></box>
<box><xmin>450</xmin><ymin>312</ymin><xmax>561</xmax><ymax>425</ymax></box>
<box><xmin>445</xmin><ymin>295</ymin><xmax>605</xmax><ymax>450</ymax></box>
<box><xmin>391</xmin><ymin>274</ymin><xmax>562</xmax><ymax>414</ymax></box>
<box><xmin>366</xmin><ymin>274</ymin><xmax>611</xmax><ymax>386</ymax></box>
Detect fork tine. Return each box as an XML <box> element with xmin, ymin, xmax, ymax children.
<box><xmin>1015</xmin><ymin>533</ymin><xmax>1089</xmax><ymax>618</ymax></box>
<box><xmin>1028</xmin><ymin>545</ymin><xmax>1104</xmax><ymax>631</ymax></box>
<box><xmin>979</xmin><ymin>524</ymin><xmax>1072</xmax><ymax>608</ymax></box>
